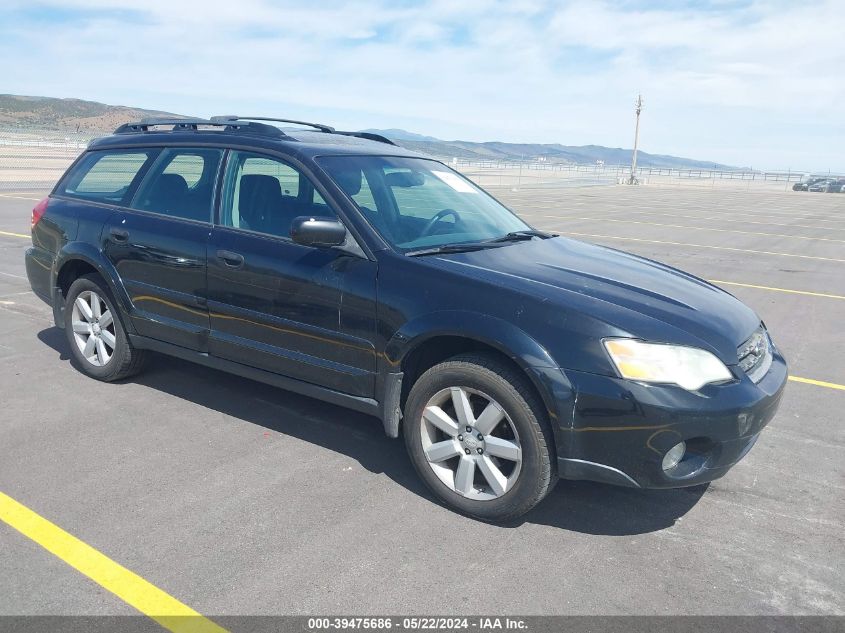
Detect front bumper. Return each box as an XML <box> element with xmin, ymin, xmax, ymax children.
<box><xmin>557</xmin><ymin>348</ymin><xmax>788</xmax><ymax>489</ymax></box>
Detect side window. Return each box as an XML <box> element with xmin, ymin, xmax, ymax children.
<box><xmin>132</xmin><ymin>148</ymin><xmax>223</xmax><ymax>222</ymax></box>
<box><xmin>59</xmin><ymin>150</ymin><xmax>154</xmax><ymax>204</ymax></box>
<box><xmin>163</xmin><ymin>153</ymin><xmax>206</xmax><ymax>187</ymax></box>
<box><xmin>240</xmin><ymin>156</ymin><xmax>300</xmax><ymax>197</ymax></box>
<box><xmin>221</xmin><ymin>151</ymin><xmax>334</xmax><ymax>239</ymax></box>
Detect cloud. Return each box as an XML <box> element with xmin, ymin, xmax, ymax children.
<box><xmin>1</xmin><ymin>0</ymin><xmax>843</xmax><ymax>170</ymax></box>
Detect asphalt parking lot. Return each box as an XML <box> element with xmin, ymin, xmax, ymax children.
<box><xmin>0</xmin><ymin>184</ymin><xmax>843</xmax><ymax>620</ymax></box>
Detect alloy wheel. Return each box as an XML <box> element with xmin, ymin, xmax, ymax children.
<box><xmin>70</xmin><ymin>290</ymin><xmax>116</xmax><ymax>367</ymax></box>
<box><xmin>420</xmin><ymin>386</ymin><xmax>522</xmax><ymax>500</ymax></box>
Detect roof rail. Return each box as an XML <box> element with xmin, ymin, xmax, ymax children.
<box><xmin>334</xmin><ymin>131</ymin><xmax>396</xmax><ymax>146</ymax></box>
<box><xmin>210</xmin><ymin>116</ymin><xmax>396</xmax><ymax>146</ymax></box>
<box><xmin>114</xmin><ymin>115</ymin><xmax>398</xmax><ymax>147</ymax></box>
<box><xmin>210</xmin><ymin>115</ymin><xmax>335</xmax><ymax>133</ymax></box>
<box><xmin>113</xmin><ymin>117</ymin><xmax>291</xmax><ymax>139</ymax></box>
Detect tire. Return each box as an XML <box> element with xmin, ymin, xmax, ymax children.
<box><xmin>64</xmin><ymin>274</ymin><xmax>147</xmax><ymax>381</ymax></box>
<box><xmin>403</xmin><ymin>353</ymin><xmax>557</xmax><ymax>522</ymax></box>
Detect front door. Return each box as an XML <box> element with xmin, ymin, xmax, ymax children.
<box><xmin>206</xmin><ymin>151</ymin><xmax>377</xmax><ymax>397</ymax></box>
<box><xmin>103</xmin><ymin>147</ymin><xmax>223</xmax><ymax>350</ymax></box>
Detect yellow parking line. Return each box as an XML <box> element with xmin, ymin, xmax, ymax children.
<box><xmin>548</xmin><ymin>217</ymin><xmax>845</xmax><ymax>243</ymax></box>
<box><xmin>789</xmin><ymin>376</ymin><xmax>845</xmax><ymax>391</ymax></box>
<box><xmin>0</xmin><ymin>229</ymin><xmax>29</xmax><ymax>239</ymax></box>
<box><xmin>0</xmin><ymin>491</ymin><xmax>228</xmax><ymax>633</ymax></box>
<box><xmin>708</xmin><ymin>280</ymin><xmax>845</xmax><ymax>300</ymax></box>
<box><xmin>560</xmin><ymin>231</ymin><xmax>845</xmax><ymax>263</ymax></box>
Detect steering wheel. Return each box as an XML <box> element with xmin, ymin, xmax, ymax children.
<box><xmin>420</xmin><ymin>208</ymin><xmax>462</xmax><ymax>238</ymax></box>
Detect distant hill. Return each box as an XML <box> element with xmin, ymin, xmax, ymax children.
<box><xmin>359</xmin><ymin>128</ymin><xmax>440</xmax><ymax>142</ymax></box>
<box><xmin>367</xmin><ymin>129</ymin><xmax>737</xmax><ymax>170</ymax></box>
<box><xmin>0</xmin><ymin>95</ymin><xmax>736</xmax><ymax>169</ymax></box>
<box><xmin>0</xmin><ymin>94</ymin><xmax>183</xmax><ymax>133</ymax></box>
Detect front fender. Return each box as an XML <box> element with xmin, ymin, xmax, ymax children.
<box><xmin>384</xmin><ymin>311</ymin><xmax>575</xmax><ymax>442</ymax></box>
<box><xmin>385</xmin><ymin>310</ymin><xmax>558</xmax><ymax>369</ymax></box>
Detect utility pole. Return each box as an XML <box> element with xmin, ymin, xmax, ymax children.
<box><xmin>628</xmin><ymin>94</ymin><xmax>643</xmax><ymax>185</ymax></box>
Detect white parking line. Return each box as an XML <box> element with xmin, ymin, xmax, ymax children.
<box><xmin>538</xmin><ymin>216</ymin><xmax>845</xmax><ymax>243</ymax></box>
<box><xmin>559</xmin><ymin>231</ymin><xmax>845</xmax><ymax>263</ymax></box>
<box><xmin>0</xmin><ymin>193</ymin><xmax>42</xmax><ymax>201</ymax></box>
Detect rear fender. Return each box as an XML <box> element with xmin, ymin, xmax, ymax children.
<box><xmin>53</xmin><ymin>242</ymin><xmax>135</xmax><ymax>333</ymax></box>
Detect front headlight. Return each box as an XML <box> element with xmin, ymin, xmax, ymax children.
<box><xmin>603</xmin><ymin>339</ymin><xmax>733</xmax><ymax>391</ymax></box>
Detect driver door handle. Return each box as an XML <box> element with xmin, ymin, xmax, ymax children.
<box><xmin>216</xmin><ymin>249</ymin><xmax>244</xmax><ymax>268</ymax></box>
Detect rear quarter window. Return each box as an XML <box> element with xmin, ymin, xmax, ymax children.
<box><xmin>58</xmin><ymin>150</ymin><xmax>156</xmax><ymax>204</ymax></box>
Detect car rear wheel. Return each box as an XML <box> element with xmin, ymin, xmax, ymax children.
<box><xmin>64</xmin><ymin>274</ymin><xmax>147</xmax><ymax>381</ymax></box>
<box><xmin>403</xmin><ymin>353</ymin><xmax>557</xmax><ymax>521</ymax></box>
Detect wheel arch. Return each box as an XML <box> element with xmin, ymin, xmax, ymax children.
<box><xmin>53</xmin><ymin>243</ymin><xmax>134</xmax><ymax>332</ymax></box>
<box><xmin>381</xmin><ymin>312</ymin><xmax>574</xmax><ymax>442</ymax></box>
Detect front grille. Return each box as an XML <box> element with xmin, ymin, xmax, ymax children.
<box><xmin>737</xmin><ymin>326</ymin><xmax>772</xmax><ymax>383</ymax></box>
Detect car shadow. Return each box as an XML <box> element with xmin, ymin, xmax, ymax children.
<box><xmin>38</xmin><ymin>327</ymin><xmax>707</xmax><ymax>535</ymax></box>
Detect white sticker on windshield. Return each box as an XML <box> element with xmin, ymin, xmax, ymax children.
<box><xmin>432</xmin><ymin>170</ymin><xmax>478</xmax><ymax>193</ymax></box>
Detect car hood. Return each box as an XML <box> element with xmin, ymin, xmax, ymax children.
<box><xmin>424</xmin><ymin>237</ymin><xmax>760</xmax><ymax>363</ymax></box>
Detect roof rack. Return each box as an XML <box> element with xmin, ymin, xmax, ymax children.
<box><xmin>113</xmin><ymin>115</ymin><xmax>398</xmax><ymax>146</ymax></box>
<box><xmin>210</xmin><ymin>116</ymin><xmax>396</xmax><ymax>145</ymax></box>
<box><xmin>334</xmin><ymin>131</ymin><xmax>396</xmax><ymax>146</ymax></box>
<box><xmin>113</xmin><ymin>117</ymin><xmax>291</xmax><ymax>139</ymax></box>
<box><xmin>210</xmin><ymin>115</ymin><xmax>335</xmax><ymax>133</ymax></box>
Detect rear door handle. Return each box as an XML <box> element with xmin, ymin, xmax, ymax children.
<box><xmin>216</xmin><ymin>249</ymin><xmax>244</xmax><ymax>267</ymax></box>
<box><xmin>109</xmin><ymin>228</ymin><xmax>129</xmax><ymax>242</ymax></box>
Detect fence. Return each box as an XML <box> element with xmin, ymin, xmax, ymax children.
<box><xmin>0</xmin><ymin>126</ymin><xmax>838</xmax><ymax>192</ymax></box>
<box><xmin>0</xmin><ymin>127</ymin><xmax>97</xmax><ymax>191</ymax></box>
<box><xmin>445</xmin><ymin>158</ymin><xmax>837</xmax><ymax>192</ymax></box>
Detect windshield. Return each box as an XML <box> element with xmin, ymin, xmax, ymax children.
<box><xmin>317</xmin><ymin>155</ymin><xmax>531</xmax><ymax>252</ymax></box>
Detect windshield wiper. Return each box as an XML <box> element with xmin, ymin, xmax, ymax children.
<box><xmin>406</xmin><ymin>230</ymin><xmax>557</xmax><ymax>256</ymax></box>
<box><xmin>484</xmin><ymin>229</ymin><xmax>556</xmax><ymax>243</ymax></box>
<box><xmin>405</xmin><ymin>242</ymin><xmax>500</xmax><ymax>257</ymax></box>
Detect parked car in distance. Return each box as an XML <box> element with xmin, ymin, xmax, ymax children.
<box><xmin>793</xmin><ymin>176</ymin><xmax>827</xmax><ymax>191</ymax></box>
<box><xmin>25</xmin><ymin>116</ymin><xmax>788</xmax><ymax>521</ymax></box>
<box><xmin>808</xmin><ymin>178</ymin><xmax>842</xmax><ymax>192</ymax></box>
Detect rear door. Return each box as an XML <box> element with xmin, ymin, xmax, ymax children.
<box><xmin>102</xmin><ymin>147</ymin><xmax>223</xmax><ymax>351</ymax></box>
<box><xmin>206</xmin><ymin>150</ymin><xmax>378</xmax><ymax>397</ymax></box>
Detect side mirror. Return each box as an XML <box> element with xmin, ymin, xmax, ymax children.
<box><xmin>290</xmin><ymin>216</ymin><xmax>347</xmax><ymax>247</ymax></box>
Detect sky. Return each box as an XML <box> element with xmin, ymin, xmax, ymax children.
<box><xmin>1</xmin><ymin>0</ymin><xmax>843</xmax><ymax>171</ymax></box>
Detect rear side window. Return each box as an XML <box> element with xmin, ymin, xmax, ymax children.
<box><xmin>59</xmin><ymin>150</ymin><xmax>155</xmax><ymax>204</ymax></box>
<box><xmin>132</xmin><ymin>148</ymin><xmax>223</xmax><ymax>222</ymax></box>
<box><xmin>162</xmin><ymin>153</ymin><xmax>206</xmax><ymax>187</ymax></box>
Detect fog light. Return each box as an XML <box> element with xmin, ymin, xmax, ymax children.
<box><xmin>662</xmin><ymin>441</ymin><xmax>686</xmax><ymax>471</ymax></box>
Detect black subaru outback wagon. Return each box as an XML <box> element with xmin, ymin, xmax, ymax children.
<box><xmin>26</xmin><ymin>116</ymin><xmax>787</xmax><ymax>521</ymax></box>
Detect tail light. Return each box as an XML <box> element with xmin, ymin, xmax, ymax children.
<box><xmin>31</xmin><ymin>197</ymin><xmax>49</xmax><ymax>230</ymax></box>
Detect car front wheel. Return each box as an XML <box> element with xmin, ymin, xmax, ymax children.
<box><xmin>403</xmin><ymin>353</ymin><xmax>557</xmax><ymax>521</ymax></box>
